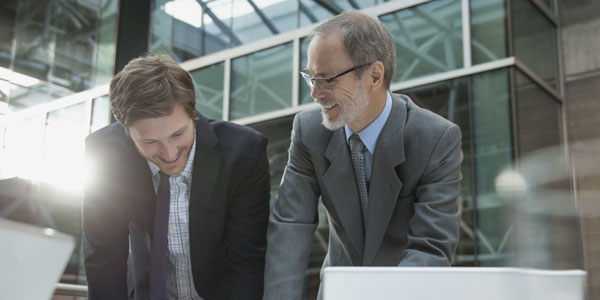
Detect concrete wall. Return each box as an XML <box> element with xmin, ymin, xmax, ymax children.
<box><xmin>560</xmin><ymin>0</ymin><xmax>600</xmax><ymax>298</ymax></box>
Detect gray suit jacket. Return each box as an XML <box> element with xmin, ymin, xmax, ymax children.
<box><xmin>264</xmin><ymin>94</ymin><xmax>463</xmax><ymax>299</ymax></box>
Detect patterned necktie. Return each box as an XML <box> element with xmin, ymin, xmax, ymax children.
<box><xmin>150</xmin><ymin>172</ymin><xmax>170</xmax><ymax>300</ymax></box>
<box><xmin>349</xmin><ymin>134</ymin><xmax>368</xmax><ymax>229</ymax></box>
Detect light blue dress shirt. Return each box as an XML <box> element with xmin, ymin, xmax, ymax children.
<box><xmin>344</xmin><ymin>92</ymin><xmax>392</xmax><ymax>184</ymax></box>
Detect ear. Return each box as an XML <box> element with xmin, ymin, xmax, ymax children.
<box><xmin>368</xmin><ymin>61</ymin><xmax>385</xmax><ymax>90</ymax></box>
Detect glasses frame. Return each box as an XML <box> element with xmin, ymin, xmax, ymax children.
<box><xmin>300</xmin><ymin>62</ymin><xmax>372</xmax><ymax>91</ymax></box>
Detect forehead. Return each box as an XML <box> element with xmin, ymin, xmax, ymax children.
<box><xmin>306</xmin><ymin>31</ymin><xmax>351</xmax><ymax>76</ymax></box>
<box><xmin>127</xmin><ymin>104</ymin><xmax>192</xmax><ymax>140</ymax></box>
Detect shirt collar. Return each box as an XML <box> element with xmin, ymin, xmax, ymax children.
<box><xmin>147</xmin><ymin>131</ymin><xmax>196</xmax><ymax>180</ymax></box>
<box><xmin>345</xmin><ymin>91</ymin><xmax>392</xmax><ymax>154</ymax></box>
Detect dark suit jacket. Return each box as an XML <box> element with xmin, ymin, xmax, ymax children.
<box><xmin>264</xmin><ymin>94</ymin><xmax>463</xmax><ymax>299</ymax></box>
<box><xmin>82</xmin><ymin>113</ymin><xmax>270</xmax><ymax>300</ymax></box>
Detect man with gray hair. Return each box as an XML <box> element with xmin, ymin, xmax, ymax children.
<box><xmin>264</xmin><ymin>11</ymin><xmax>463</xmax><ymax>299</ymax></box>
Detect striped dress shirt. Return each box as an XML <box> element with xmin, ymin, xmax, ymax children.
<box><xmin>148</xmin><ymin>136</ymin><xmax>202</xmax><ymax>300</ymax></box>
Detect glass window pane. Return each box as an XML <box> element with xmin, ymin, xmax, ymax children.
<box><xmin>1</xmin><ymin>115</ymin><xmax>45</xmax><ymax>179</ymax></box>
<box><xmin>512</xmin><ymin>0</ymin><xmax>559</xmax><ymax>89</ymax></box>
<box><xmin>257</xmin><ymin>0</ymin><xmax>299</xmax><ymax>34</ymax></box>
<box><xmin>380</xmin><ymin>0</ymin><xmax>463</xmax><ymax>84</ymax></box>
<box><xmin>470</xmin><ymin>0</ymin><xmax>508</xmax><ymax>64</ymax></box>
<box><xmin>328</xmin><ymin>0</ymin><xmax>354</xmax><ymax>12</ymax></box>
<box><xmin>299</xmin><ymin>37</ymin><xmax>312</xmax><ymax>105</ymax></box>
<box><xmin>299</xmin><ymin>0</ymin><xmax>335</xmax><ymax>27</ymax></box>
<box><xmin>543</xmin><ymin>0</ymin><xmax>555</xmax><ymax>13</ymax></box>
<box><xmin>231</xmin><ymin>0</ymin><xmax>271</xmax><ymax>44</ymax></box>
<box><xmin>5</xmin><ymin>0</ymin><xmax>116</xmax><ymax>109</ymax></box>
<box><xmin>91</xmin><ymin>96</ymin><xmax>110</xmax><ymax>133</ymax></box>
<box><xmin>230</xmin><ymin>43</ymin><xmax>293</xmax><ymax>119</ymax></box>
<box><xmin>0</xmin><ymin>0</ymin><xmax>17</xmax><ymax>68</ymax></box>
<box><xmin>43</xmin><ymin>103</ymin><xmax>89</xmax><ymax>192</ymax></box>
<box><xmin>231</xmin><ymin>0</ymin><xmax>297</xmax><ymax>44</ymax></box>
<box><xmin>400</xmin><ymin>77</ymin><xmax>475</xmax><ymax>266</ymax></box>
<box><xmin>471</xmin><ymin>69</ymin><xmax>513</xmax><ymax>266</ymax></box>
<box><xmin>206</xmin><ymin>0</ymin><xmax>235</xmax><ymax>52</ymax></box>
<box><xmin>515</xmin><ymin>74</ymin><xmax>561</xmax><ymax>156</ymax></box>
<box><xmin>93</xmin><ymin>0</ymin><xmax>118</xmax><ymax>86</ymax></box>
<box><xmin>513</xmin><ymin>70</ymin><xmax>582</xmax><ymax>269</ymax></box>
<box><xmin>353</xmin><ymin>0</ymin><xmax>377</xmax><ymax>10</ymax></box>
<box><xmin>151</xmin><ymin>0</ymin><xmax>174</xmax><ymax>55</ymax></box>
<box><xmin>191</xmin><ymin>63</ymin><xmax>224</xmax><ymax>120</ymax></box>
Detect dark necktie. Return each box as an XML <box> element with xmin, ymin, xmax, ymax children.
<box><xmin>150</xmin><ymin>172</ymin><xmax>170</xmax><ymax>300</ymax></box>
<box><xmin>349</xmin><ymin>134</ymin><xmax>368</xmax><ymax>229</ymax></box>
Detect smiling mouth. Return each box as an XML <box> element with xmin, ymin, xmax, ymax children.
<box><xmin>321</xmin><ymin>103</ymin><xmax>338</xmax><ymax>110</ymax></box>
<box><xmin>161</xmin><ymin>151</ymin><xmax>182</xmax><ymax>164</ymax></box>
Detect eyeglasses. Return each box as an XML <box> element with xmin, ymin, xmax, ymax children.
<box><xmin>300</xmin><ymin>63</ymin><xmax>372</xmax><ymax>92</ymax></box>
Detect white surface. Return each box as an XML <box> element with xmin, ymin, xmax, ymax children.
<box><xmin>0</xmin><ymin>218</ymin><xmax>75</xmax><ymax>300</ymax></box>
<box><xmin>323</xmin><ymin>267</ymin><xmax>587</xmax><ymax>300</ymax></box>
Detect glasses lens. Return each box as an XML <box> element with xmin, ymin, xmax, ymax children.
<box><xmin>315</xmin><ymin>79</ymin><xmax>333</xmax><ymax>91</ymax></box>
<box><xmin>300</xmin><ymin>71</ymin><xmax>334</xmax><ymax>91</ymax></box>
<box><xmin>300</xmin><ymin>72</ymin><xmax>313</xmax><ymax>88</ymax></box>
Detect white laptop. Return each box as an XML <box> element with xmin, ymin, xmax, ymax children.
<box><xmin>0</xmin><ymin>218</ymin><xmax>75</xmax><ymax>300</ymax></box>
<box><xmin>323</xmin><ymin>267</ymin><xmax>587</xmax><ymax>300</ymax></box>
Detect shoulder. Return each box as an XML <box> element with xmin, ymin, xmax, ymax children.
<box><xmin>205</xmin><ymin>119</ymin><xmax>267</xmax><ymax>150</ymax></box>
<box><xmin>397</xmin><ymin>93</ymin><xmax>459</xmax><ymax>136</ymax></box>
<box><xmin>85</xmin><ymin>122</ymin><xmax>132</xmax><ymax>154</ymax></box>
<box><xmin>293</xmin><ymin>106</ymin><xmax>333</xmax><ymax>142</ymax></box>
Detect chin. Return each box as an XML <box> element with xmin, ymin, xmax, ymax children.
<box><xmin>321</xmin><ymin>114</ymin><xmax>345</xmax><ymax>131</ymax></box>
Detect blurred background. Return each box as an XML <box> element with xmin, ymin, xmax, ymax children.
<box><xmin>0</xmin><ymin>0</ymin><xmax>598</xmax><ymax>299</ymax></box>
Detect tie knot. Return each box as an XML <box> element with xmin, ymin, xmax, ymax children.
<box><xmin>159</xmin><ymin>172</ymin><xmax>170</xmax><ymax>185</ymax></box>
<box><xmin>349</xmin><ymin>134</ymin><xmax>365</xmax><ymax>152</ymax></box>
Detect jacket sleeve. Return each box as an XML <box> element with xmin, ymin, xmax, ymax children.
<box><xmin>399</xmin><ymin>124</ymin><xmax>463</xmax><ymax>266</ymax></box>
<box><xmin>226</xmin><ymin>133</ymin><xmax>271</xmax><ymax>300</ymax></box>
<box><xmin>82</xmin><ymin>135</ymin><xmax>130</xmax><ymax>300</ymax></box>
<box><xmin>263</xmin><ymin>114</ymin><xmax>320</xmax><ymax>300</ymax></box>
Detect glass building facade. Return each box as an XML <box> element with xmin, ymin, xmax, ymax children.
<box><xmin>0</xmin><ymin>0</ymin><xmax>585</xmax><ymax>298</ymax></box>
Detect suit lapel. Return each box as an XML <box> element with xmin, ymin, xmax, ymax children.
<box><xmin>363</xmin><ymin>95</ymin><xmax>407</xmax><ymax>265</ymax></box>
<box><xmin>189</xmin><ymin>116</ymin><xmax>223</xmax><ymax>240</ymax></box>
<box><xmin>323</xmin><ymin>128</ymin><xmax>365</xmax><ymax>264</ymax></box>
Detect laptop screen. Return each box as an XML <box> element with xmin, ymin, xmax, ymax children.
<box><xmin>0</xmin><ymin>218</ymin><xmax>75</xmax><ymax>300</ymax></box>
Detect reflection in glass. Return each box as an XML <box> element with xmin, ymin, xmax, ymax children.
<box><xmin>232</xmin><ymin>0</ymin><xmax>276</xmax><ymax>44</ymax></box>
<box><xmin>191</xmin><ymin>63</ymin><xmax>224</xmax><ymax>120</ymax></box>
<box><xmin>513</xmin><ymin>70</ymin><xmax>582</xmax><ymax>269</ymax></box>
<box><xmin>258</xmin><ymin>0</ymin><xmax>300</xmax><ymax>34</ymax></box>
<box><xmin>542</xmin><ymin>0</ymin><xmax>555</xmax><ymax>14</ymax></box>
<box><xmin>0</xmin><ymin>0</ymin><xmax>17</xmax><ymax>68</ymax></box>
<box><xmin>151</xmin><ymin>0</ymin><xmax>174</xmax><ymax>55</ymax></box>
<box><xmin>13</xmin><ymin>1</ymin><xmax>100</xmax><ymax>91</ymax></box>
<box><xmin>512</xmin><ymin>0</ymin><xmax>558</xmax><ymax>89</ymax></box>
<box><xmin>380</xmin><ymin>0</ymin><xmax>463</xmax><ymax>84</ymax></box>
<box><xmin>298</xmin><ymin>0</ymin><xmax>334</xmax><ymax>27</ymax></box>
<box><xmin>230</xmin><ymin>43</ymin><xmax>293</xmax><ymax>119</ymax></box>
<box><xmin>299</xmin><ymin>37</ymin><xmax>313</xmax><ymax>105</ymax></box>
<box><xmin>471</xmin><ymin>69</ymin><xmax>513</xmax><ymax>266</ymax></box>
<box><xmin>43</xmin><ymin>103</ymin><xmax>89</xmax><ymax>194</ymax></box>
<box><xmin>231</xmin><ymin>0</ymin><xmax>299</xmax><ymax>45</ymax></box>
<box><xmin>470</xmin><ymin>0</ymin><xmax>507</xmax><ymax>64</ymax></box>
<box><xmin>204</xmin><ymin>0</ymin><xmax>235</xmax><ymax>54</ymax></box>
<box><xmin>91</xmin><ymin>96</ymin><xmax>111</xmax><ymax>133</ymax></box>
<box><xmin>1</xmin><ymin>0</ymin><xmax>117</xmax><ymax>109</ymax></box>
<box><xmin>93</xmin><ymin>0</ymin><xmax>118</xmax><ymax>86</ymax></box>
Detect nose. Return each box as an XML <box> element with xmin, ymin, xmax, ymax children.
<box><xmin>161</xmin><ymin>142</ymin><xmax>179</xmax><ymax>162</ymax></box>
<box><xmin>310</xmin><ymin>82</ymin><xmax>325</xmax><ymax>100</ymax></box>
